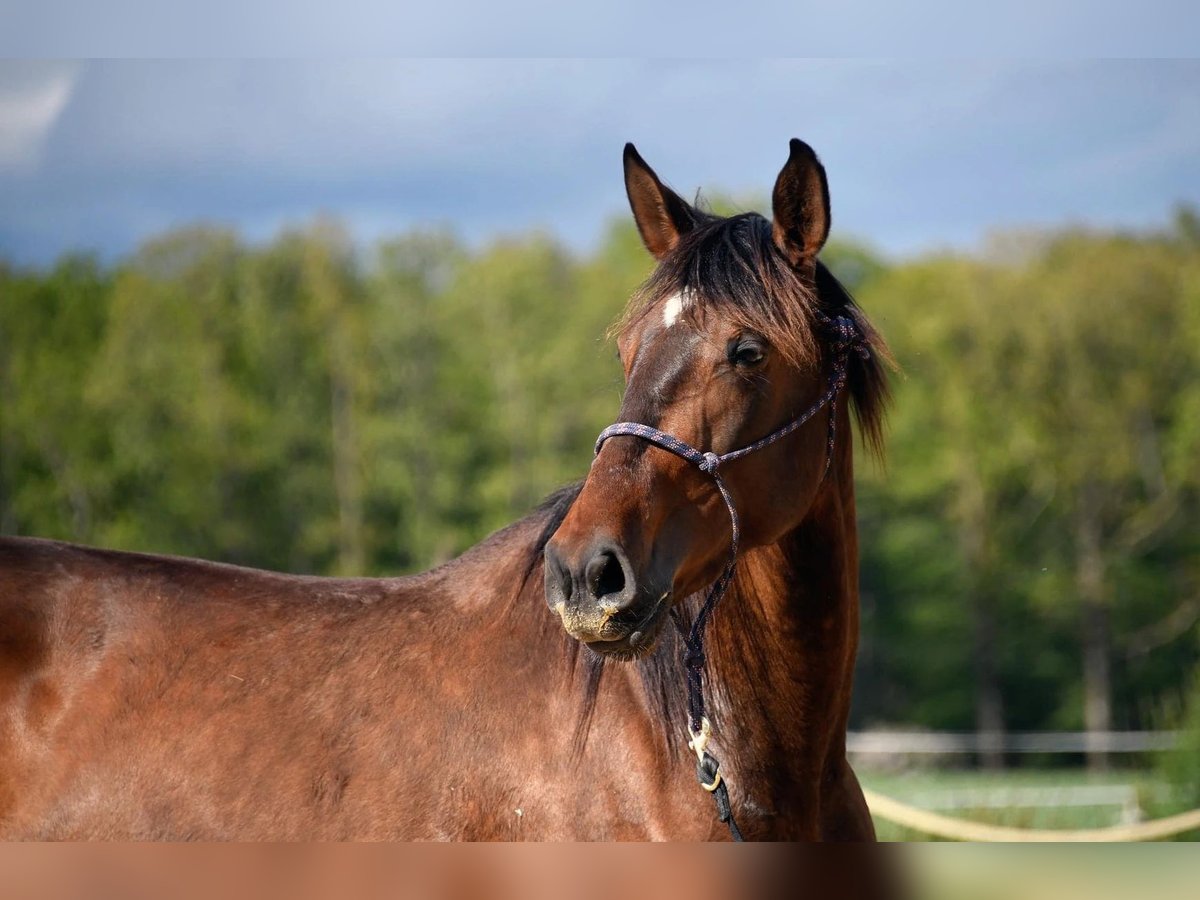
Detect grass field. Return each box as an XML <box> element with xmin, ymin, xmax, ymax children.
<box><xmin>905</xmin><ymin>845</ymin><xmax>1200</xmax><ymax>900</ymax></box>
<box><xmin>856</xmin><ymin>767</ymin><xmax>1188</xmax><ymax>840</ymax></box>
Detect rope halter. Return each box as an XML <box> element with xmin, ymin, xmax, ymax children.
<box><xmin>592</xmin><ymin>311</ymin><xmax>869</xmax><ymax>841</ymax></box>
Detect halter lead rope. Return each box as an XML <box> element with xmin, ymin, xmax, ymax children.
<box><xmin>593</xmin><ymin>312</ymin><xmax>869</xmax><ymax>842</ymax></box>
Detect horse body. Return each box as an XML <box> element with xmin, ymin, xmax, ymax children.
<box><xmin>0</xmin><ymin>457</ymin><xmax>866</xmax><ymax>839</ymax></box>
<box><xmin>0</xmin><ymin>525</ymin><xmax>653</xmax><ymax>839</ymax></box>
<box><xmin>1</xmin><ymin>139</ymin><xmax>885</xmax><ymax>840</ymax></box>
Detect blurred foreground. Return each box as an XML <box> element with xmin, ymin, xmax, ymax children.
<box><xmin>0</xmin><ymin>844</ymin><xmax>1197</xmax><ymax>899</ymax></box>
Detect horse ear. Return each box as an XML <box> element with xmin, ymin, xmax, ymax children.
<box><xmin>623</xmin><ymin>143</ymin><xmax>698</xmax><ymax>260</ymax></box>
<box><xmin>771</xmin><ymin>138</ymin><xmax>831</xmax><ymax>266</ymax></box>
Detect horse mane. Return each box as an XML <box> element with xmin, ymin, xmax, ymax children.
<box><xmin>814</xmin><ymin>257</ymin><xmax>893</xmax><ymax>459</ymax></box>
<box><xmin>518</xmin><ymin>217</ymin><xmax>893</xmax><ymax>757</ymax></box>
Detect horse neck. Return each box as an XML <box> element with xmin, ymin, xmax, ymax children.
<box><xmin>707</xmin><ymin>432</ymin><xmax>860</xmax><ymax>780</ymax></box>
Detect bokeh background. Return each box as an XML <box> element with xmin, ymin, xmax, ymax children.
<box><xmin>2</xmin><ymin>59</ymin><xmax>1199</xmax><ymax>841</ymax></box>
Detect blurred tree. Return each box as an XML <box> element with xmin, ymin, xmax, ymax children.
<box><xmin>1010</xmin><ymin>226</ymin><xmax>1200</xmax><ymax>768</ymax></box>
<box><xmin>86</xmin><ymin>227</ymin><xmax>258</xmax><ymax>562</ymax></box>
<box><xmin>365</xmin><ymin>229</ymin><xmax>466</xmax><ymax>569</ymax></box>
<box><xmin>0</xmin><ymin>256</ymin><xmax>111</xmax><ymax>541</ymax></box>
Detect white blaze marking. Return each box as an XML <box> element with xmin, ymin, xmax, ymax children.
<box><xmin>661</xmin><ymin>290</ymin><xmax>691</xmax><ymax>328</ymax></box>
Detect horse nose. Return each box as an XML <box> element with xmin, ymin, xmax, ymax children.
<box><xmin>584</xmin><ymin>544</ymin><xmax>633</xmax><ymax>608</ymax></box>
<box><xmin>544</xmin><ymin>539</ymin><xmax>637</xmax><ymax>624</ymax></box>
<box><xmin>544</xmin><ymin>543</ymin><xmax>573</xmax><ymax>612</ymax></box>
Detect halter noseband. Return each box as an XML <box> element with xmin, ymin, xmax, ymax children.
<box><xmin>592</xmin><ymin>311</ymin><xmax>869</xmax><ymax>841</ymax></box>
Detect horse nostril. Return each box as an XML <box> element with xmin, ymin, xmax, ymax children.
<box><xmin>544</xmin><ymin>545</ymin><xmax>573</xmax><ymax>608</ymax></box>
<box><xmin>585</xmin><ymin>549</ymin><xmax>627</xmax><ymax>602</ymax></box>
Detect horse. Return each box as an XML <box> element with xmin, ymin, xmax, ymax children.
<box><xmin>0</xmin><ymin>139</ymin><xmax>889</xmax><ymax>840</ymax></box>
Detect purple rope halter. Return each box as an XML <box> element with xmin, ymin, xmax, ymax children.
<box><xmin>592</xmin><ymin>311</ymin><xmax>869</xmax><ymax>840</ymax></box>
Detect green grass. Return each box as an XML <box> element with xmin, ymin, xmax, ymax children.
<box><xmin>858</xmin><ymin>767</ymin><xmax>1177</xmax><ymax>841</ymax></box>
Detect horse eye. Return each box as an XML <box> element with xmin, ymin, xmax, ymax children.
<box><xmin>730</xmin><ymin>339</ymin><xmax>766</xmax><ymax>367</ymax></box>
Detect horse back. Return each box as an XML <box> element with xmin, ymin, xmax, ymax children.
<box><xmin>0</xmin><ymin>535</ymin><xmax>415</xmax><ymax>838</ymax></box>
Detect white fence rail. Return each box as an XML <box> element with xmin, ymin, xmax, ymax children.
<box><xmin>847</xmin><ymin>730</ymin><xmax>1179</xmax><ymax>755</ymax></box>
<box><xmin>904</xmin><ymin>785</ymin><xmax>1150</xmax><ymax>825</ymax></box>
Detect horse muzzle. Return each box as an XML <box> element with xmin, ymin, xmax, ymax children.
<box><xmin>543</xmin><ymin>538</ymin><xmax>670</xmax><ymax>657</ymax></box>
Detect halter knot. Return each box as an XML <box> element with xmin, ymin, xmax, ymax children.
<box><xmin>825</xmin><ymin>313</ymin><xmax>871</xmax><ymax>360</ymax></box>
<box><xmin>699</xmin><ymin>451</ymin><xmax>721</xmax><ymax>473</ymax></box>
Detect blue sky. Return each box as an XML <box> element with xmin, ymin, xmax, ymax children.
<box><xmin>1</xmin><ymin>59</ymin><xmax>1198</xmax><ymax>266</ymax></box>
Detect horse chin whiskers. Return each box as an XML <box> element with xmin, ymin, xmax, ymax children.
<box><xmin>597</xmin><ymin>643</ymin><xmax>656</xmax><ymax>663</ymax></box>
<box><xmin>585</xmin><ymin>630</ymin><xmax>662</xmax><ymax>663</ymax></box>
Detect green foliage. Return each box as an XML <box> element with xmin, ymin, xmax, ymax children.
<box><xmin>850</xmin><ymin>216</ymin><xmax>1200</xmax><ymax>734</ymax></box>
<box><xmin>2</xmin><ymin>208</ymin><xmax>1198</xmax><ymax>740</ymax></box>
<box><xmin>1145</xmin><ymin>666</ymin><xmax>1200</xmax><ymax>838</ymax></box>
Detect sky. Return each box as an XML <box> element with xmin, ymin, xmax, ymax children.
<box><xmin>4</xmin><ymin>1</ymin><xmax>1198</xmax><ymax>57</ymax></box>
<box><xmin>1</xmin><ymin>59</ymin><xmax>1198</xmax><ymax>267</ymax></box>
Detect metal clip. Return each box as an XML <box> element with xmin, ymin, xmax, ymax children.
<box><xmin>688</xmin><ymin>717</ymin><xmax>712</xmax><ymax>762</ymax></box>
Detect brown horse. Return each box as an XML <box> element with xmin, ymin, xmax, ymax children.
<box><xmin>0</xmin><ymin>139</ymin><xmax>889</xmax><ymax>840</ymax></box>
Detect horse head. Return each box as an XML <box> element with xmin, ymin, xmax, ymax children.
<box><xmin>545</xmin><ymin>140</ymin><xmax>855</xmax><ymax>659</ymax></box>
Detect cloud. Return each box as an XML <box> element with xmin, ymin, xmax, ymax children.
<box><xmin>0</xmin><ymin>61</ymin><xmax>79</xmax><ymax>170</ymax></box>
<box><xmin>39</xmin><ymin>60</ymin><xmax>639</xmax><ymax>177</ymax></box>
<box><xmin>1</xmin><ymin>60</ymin><xmax>1198</xmax><ymax>265</ymax></box>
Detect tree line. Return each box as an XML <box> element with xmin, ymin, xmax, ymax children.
<box><xmin>3</xmin><ymin>208</ymin><xmax>1198</xmax><ymax>765</ymax></box>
